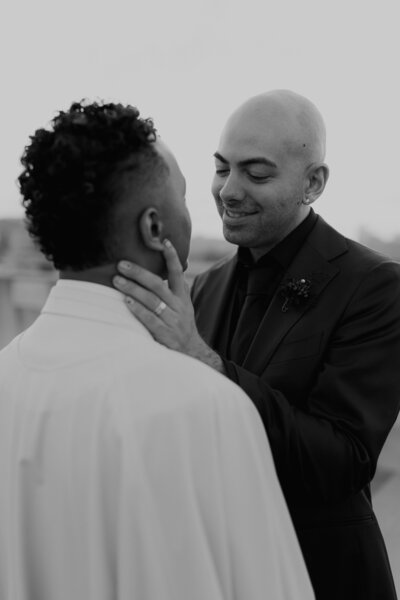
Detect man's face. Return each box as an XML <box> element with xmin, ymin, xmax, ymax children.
<box><xmin>156</xmin><ymin>140</ymin><xmax>192</xmax><ymax>270</ymax></box>
<box><xmin>211</xmin><ymin>113</ymin><xmax>309</xmax><ymax>259</ymax></box>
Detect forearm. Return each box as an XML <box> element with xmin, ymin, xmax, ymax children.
<box><xmin>223</xmin><ymin>360</ymin><xmax>373</xmax><ymax>505</ymax></box>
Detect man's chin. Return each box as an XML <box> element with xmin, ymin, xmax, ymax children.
<box><xmin>222</xmin><ymin>225</ymin><xmax>249</xmax><ymax>247</ymax></box>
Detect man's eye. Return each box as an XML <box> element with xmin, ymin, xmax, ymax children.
<box><xmin>216</xmin><ymin>169</ymin><xmax>229</xmax><ymax>176</ymax></box>
<box><xmin>248</xmin><ymin>173</ymin><xmax>271</xmax><ymax>182</ymax></box>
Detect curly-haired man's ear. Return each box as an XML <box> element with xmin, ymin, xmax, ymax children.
<box><xmin>139</xmin><ymin>208</ymin><xmax>164</xmax><ymax>252</ymax></box>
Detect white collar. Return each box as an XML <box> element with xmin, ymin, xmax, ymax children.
<box><xmin>41</xmin><ymin>279</ymin><xmax>152</xmax><ymax>339</ymax></box>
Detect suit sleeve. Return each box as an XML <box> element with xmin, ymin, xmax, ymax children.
<box><xmin>193</xmin><ymin>261</ymin><xmax>400</xmax><ymax>506</ymax></box>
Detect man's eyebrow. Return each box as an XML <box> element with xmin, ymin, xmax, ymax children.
<box><xmin>239</xmin><ymin>157</ymin><xmax>278</xmax><ymax>169</ymax></box>
<box><xmin>213</xmin><ymin>152</ymin><xmax>277</xmax><ymax>169</ymax></box>
<box><xmin>213</xmin><ymin>152</ymin><xmax>228</xmax><ymax>163</ymax></box>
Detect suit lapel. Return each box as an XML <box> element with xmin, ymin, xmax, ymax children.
<box><xmin>242</xmin><ymin>219</ymin><xmax>346</xmax><ymax>374</ymax></box>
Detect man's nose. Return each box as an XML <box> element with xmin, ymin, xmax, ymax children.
<box><xmin>219</xmin><ymin>173</ymin><xmax>245</xmax><ymax>203</ymax></box>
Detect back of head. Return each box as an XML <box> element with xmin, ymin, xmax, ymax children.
<box><xmin>19</xmin><ymin>101</ymin><xmax>166</xmax><ymax>271</ymax></box>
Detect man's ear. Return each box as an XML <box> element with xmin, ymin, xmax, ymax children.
<box><xmin>304</xmin><ymin>163</ymin><xmax>330</xmax><ymax>203</ymax></box>
<box><xmin>138</xmin><ymin>207</ymin><xmax>164</xmax><ymax>251</ymax></box>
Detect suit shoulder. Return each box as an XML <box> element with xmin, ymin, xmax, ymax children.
<box><xmin>340</xmin><ymin>237</ymin><xmax>400</xmax><ymax>284</ymax></box>
<box><xmin>311</xmin><ymin>215</ymin><xmax>400</xmax><ymax>275</ymax></box>
<box><xmin>345</xmin><ymin>236</ymin><xmax>399</xmax><ymax>263</ymax></box>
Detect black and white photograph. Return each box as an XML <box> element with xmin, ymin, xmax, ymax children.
<box><xmin>0</xmin><ymin>1</ymin><xmax>399</xmax><ymax>598</ymax></box>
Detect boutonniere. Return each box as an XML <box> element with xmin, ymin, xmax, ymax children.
<box><xmin>279</xmin><ymin>277</ymin><xmax>312</xmax><ymax>313</ymax></box>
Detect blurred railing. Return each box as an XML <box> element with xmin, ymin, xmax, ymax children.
<box><xmin>0</xmin><ymin>255</ymin><xmax>232</xmax><ymax>350</ymax></box>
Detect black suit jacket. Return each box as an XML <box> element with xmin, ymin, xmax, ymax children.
<box><xmin>191</xmin><ymin>215</ymin><xmax>400</xmax><ymax>599</ymax></box>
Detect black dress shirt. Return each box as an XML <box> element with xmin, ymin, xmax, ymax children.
<box><xmin>223</xmin><ymin>209</ymin><xmax>318</xmax><ymax>364</ymax></box>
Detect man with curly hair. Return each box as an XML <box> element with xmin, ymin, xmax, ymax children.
<box><xmin>0</xmin><ymin>101</ymin><xmax>314</xmax><ymax>600</ymax></box>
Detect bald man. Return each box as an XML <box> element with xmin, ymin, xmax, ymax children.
<box><xmin>114</xmin><ymin>90</ymin><xmax>400</xmax><ymax>599</ymax></box>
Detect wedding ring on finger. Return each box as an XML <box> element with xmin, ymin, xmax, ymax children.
<box><xmin>154</xmin><ymin>300</ymin><xmax>167</xmax><ymax>316</ymax></box>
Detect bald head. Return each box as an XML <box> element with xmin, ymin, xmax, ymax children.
<box><xmin>225</xmin><ymin>89</ymin><xmax>326</xmax><ymax>166</ymax></box>
<box><xmin>212</xmin><ymin>90</ymin><xmax>329</xmax><ymax>257</ymax></box>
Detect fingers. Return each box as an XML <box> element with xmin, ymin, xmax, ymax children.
<box><xmin>123</xmin><ymin>294</ymin><xmax>181</xmax><ymax>351</ymax></box>
<box><xmin>163</xmin><ymin>239</ymin><xmax>185</xmax><ymax>296</ymax></box>
<box><xmin>113</xmin><ymin>275</ymin><xmax>170</xmax><ymax>315</ymax></box>
<box><xmin>115</xmin><ymin>239</ymin><xmax>185</xmax><ymax>302</ymax></box>
<box><xmin>125</xmin><ymin>297</ymin><xmax>168</xmax><ymax>339</ymax></box>
<box><xmin>115</xmin><ymin>262</ymin><xmax>174</xmax><ymax>307</ymax></box>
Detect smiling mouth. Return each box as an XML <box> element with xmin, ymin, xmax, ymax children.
<box><xmin>224</xmin><ymin>209</ymin><xmax>256</xmax><ymax>218</ymax></box>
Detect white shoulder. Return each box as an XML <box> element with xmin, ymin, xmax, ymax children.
<box><xmin>108</xmin><ymin>342</ymin><xmax>261</xmax><ymax>431</ymax></box>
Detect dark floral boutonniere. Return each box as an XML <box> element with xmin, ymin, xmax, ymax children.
<box><xmin>279</xmin><ymin>277</ymin><xmax>312</xmax><ymax>312</ymax></box>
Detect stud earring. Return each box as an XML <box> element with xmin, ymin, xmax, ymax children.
<box><xmin>303</xmin><ymin>197</ymin><xmax>310</xmax><ymax>205</ymax></box>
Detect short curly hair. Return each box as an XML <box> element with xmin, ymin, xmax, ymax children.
<box><xmin>19</xmin><ymin>100</ymin><xmax>166</xmax><ymax>270</ymax></box>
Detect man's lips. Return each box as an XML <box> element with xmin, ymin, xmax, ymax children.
<box><xmin>223</xmin><ymin>208</ymin><xmax>258</xmax><ymax>221</ymax></box>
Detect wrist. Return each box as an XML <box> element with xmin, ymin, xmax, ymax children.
<box><xmin>188</xmin><ymin>335</ymin><xmax>225</xmax><ymax>374</ymax></box>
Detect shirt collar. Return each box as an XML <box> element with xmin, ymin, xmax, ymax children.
<box><xmin>238</xmin><ymin>209</ymin><xmax>318</xmax><ymax>270</ymax></box>
<box><xmin>41</xmin><ymin>279</ymin><xmax>152</xmax><ymax>339</ymax></box>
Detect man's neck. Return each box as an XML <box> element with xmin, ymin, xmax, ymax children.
<box><xmin>60</xmin><ymin>252</ymin><xmax>167</xmax><ymax>287</ymax></box>
<box><xmin>60</xmin><ymin>264</ymin><xmax>117</xmax><ymax>289</ymax></box>
<box><xmin>248</xmin><ymin>208</ymin><xmax>312</xmax><ymax>262</ymax></box>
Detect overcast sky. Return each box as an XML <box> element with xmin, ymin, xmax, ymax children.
<box><xmin>1</xmin><ymin>0</ymin><xmax>399</xmax><ymax>241</ymax></box>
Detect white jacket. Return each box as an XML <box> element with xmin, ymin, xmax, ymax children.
<box><xmin>0</xmin><ymin>280</ymin><xmax>314</xmax><ymax>600</ymax></box>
